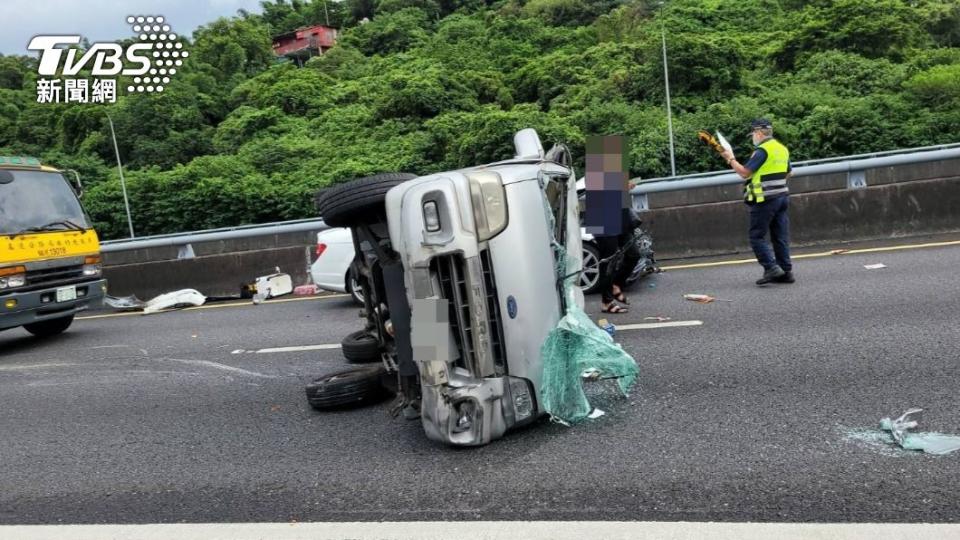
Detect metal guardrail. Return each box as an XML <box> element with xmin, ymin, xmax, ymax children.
<box><xmin>100</xmin><ymin>143</ymin><xmax>960</xmax><ymax>254</ymax></box>
<box><xmin>100</xmin><ymin>218</ymin><xmax>328</xmax><ymax>255</ymax></box>
<box><xmin>629</xmin><ymin>144</ymin><xmax>960</xmax><ymax>209</ymax></box>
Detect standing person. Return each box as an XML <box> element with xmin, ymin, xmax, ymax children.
<box><xmin>721</xmin><ymin>119</ymin><xmax>795</xmax><ymax>285</ymax></box>
<box><xmin>583</xmin><ymin>134</ymin><xmax>641</xmax><ymax>314</ymax></box>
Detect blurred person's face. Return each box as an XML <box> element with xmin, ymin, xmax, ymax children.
<box><xmin>584</xmin><ymin>135</ymin><xmax>629</xmax><ymax>237</ymax></box>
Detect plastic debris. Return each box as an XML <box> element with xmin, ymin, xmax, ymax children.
<box><xmin>597</xmin><ymin>318</ymin><xmax>616</xmax><ymax>337</ymax></box>
<box><xmin>588</xmin><ymin>408</ymin><xmax>606</xmax><ymax>419</ymax></box>
<box><xmin>104</xmin><ymin>295</ymin><xmax>146</xmax><ymax>311</ymax></box>
<box><xmin>878</xmin><ymin>408</ymin><xmax>960</xmax><ymax>455</ymax></box>
<box><xmin>644</xmin><ymin>316</ymin><xmax>672</xmax><ymax>322</ymax></box>
<box><xmin>142</xmin><ymin>289</ymin><xmax>206</xmax><ymax>315</ymax></box>
<box><xmin>293</xmin><ymin>284</ymin><xmax>319</xmax><ymax>296</ymax></box>
<box><xmin>864</xmin><ymin>263</ymin><xmax>887</xmax><ymax>270</ymax></box>
<box><xmin>581</xmin><ymin>368</ymin><xmax>602</xmax><ymax>380</ymax></box>
<box><xmin>683</xmin><ymin>293</ymin><xmax>732</xmax><ymax>303</ymax></box>
<box><xmin>251</xmin><ymin>268</ymin><xmax>293</xmax><ymax>304</ymax></box>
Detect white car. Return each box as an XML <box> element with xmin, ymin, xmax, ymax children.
<box><xmin>309</xmin><ymin>227</ymin><xmax>364</xmax><ymax>304</ymax></box>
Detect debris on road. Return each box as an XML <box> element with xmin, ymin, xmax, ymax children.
<box><xmin>597</xmin><ymin>318</ymin><xmax>616</xmax><ymax>337</ymax></box>
<box><xmin>251</xmin><ymin>268</ymin><xmax>294</xmax><ymax>304</ymax></box>
<box><xmin>581</xmin><ymin>368</ymin><xmax>602</xmax><ymax>380</ymax></box>
<box><xmin>864</xmin><ymin>263</ymin><xmax>888</xmax><ymax>270</ymax></box>
<box><xmin>644</xmin><ymin>316</ymin><xmax>672</xmax><ymax>322</ymax></box>
<box><xmin>683</xmin><ymin>293</ymin><xmax>732</xmax><ymax>303</ymax></box>
<box><xmin>830</xmin><ymin>249</ymin><xmax>850</xmax><ymax>255</ymax></box>
<box><xmin>294</xmin><ymin>284</ymin><xmax>319</xmax><ymax>296</ymax></box>
<box><xmin>588</xmin><ymin>408</ymin><xmax>605</xmax><ymax>419</ymax></box>
<box><xmin>880</xmin><ymin>408</ymin><xmax>960</xmax><ymax>455</ymax></box>
<box><xmin>104</xmin><ymin>295</ymin><xmax>146</xmax><ymax>311</ymax></box>
<box><xmin>142</xmin><ymin>289</ymin><xmax>207</xmax><ymax>315</ymax></box>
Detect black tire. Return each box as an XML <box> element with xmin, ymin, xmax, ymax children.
<box><xmin>316</xmin><ymin>173</ymin><xmax>417</xmax><ymax>228</ymax></box>
<box><xmin>305</xmin><ymin>365</ymin><xmax>387</xmax><ymax>410</ymax></box>
<box><xmin>580</xmin><ymin>242</ymin><xmax>602</xmax><ymax>294</ymax></box>
<box><xmin>346</xmin><ymin>269</ymin><xmax>364</xmax><ymax>307</ymax></box>
<box><xmin>341</xmin><ymin>329</ymin><xmax>381</xmax><ymax>364</ymax></box>
<box><xmin>23</xmin><ymin>315</ymin><xmax>74</xmax><ymax>337</ymax></box>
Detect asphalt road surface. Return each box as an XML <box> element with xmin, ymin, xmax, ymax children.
<box><xmin>2</xmin><ymin>239</ymin><xmax>960</xmax><ymax>524</ymax></box>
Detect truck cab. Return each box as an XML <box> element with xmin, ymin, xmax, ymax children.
<box><xmin>0</xmin><ymin>156</ymin><xmax>106</xmax><ymax>337</ymax></box>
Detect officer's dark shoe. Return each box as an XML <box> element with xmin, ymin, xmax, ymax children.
<box><xmin>774</xmin><ymin>271</ymin><xmax>795</xmax><ymax>284</ymax></box>
<box><xmin>756</xmin><ymin>266</ymin><xmax>785</xmax><ymax>285</ymax></box>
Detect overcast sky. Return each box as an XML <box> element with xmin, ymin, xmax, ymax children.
<box><xmin>0</xmin><ymin>0</ymin><xmax>265</xmax><ymax>55</ymax></box>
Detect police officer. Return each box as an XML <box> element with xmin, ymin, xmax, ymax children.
<box><xmin>721</xmin><ymin>119</ymin><xmax>795</xmax><ymax>285</ymax></box>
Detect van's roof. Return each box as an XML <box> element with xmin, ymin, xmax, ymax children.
<box><xmin>0</xmin><ymin>156</ymin><xmax>59</xmax><ymax>173</ymax></box>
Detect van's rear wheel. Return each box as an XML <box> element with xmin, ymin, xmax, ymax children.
<box><xmin>315</xmin><ymin>173</ymin><xmax>417</xmax><ymax>228</ymax></box>
<box><xmin>23</xmin><ymin>315</ymin><xmax>74</xmax><ymax>337</ymax></box>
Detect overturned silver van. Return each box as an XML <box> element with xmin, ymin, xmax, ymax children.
<box><xmin>310</xmin><ymin>129</ymin><xmax>592</xmax><ymax>446</ymax></box>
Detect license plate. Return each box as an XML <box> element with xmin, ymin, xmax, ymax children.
<box><xmin>56</xmin><ymin>286</ymin><xmax>77</xmax><ymax>303</ymax></box>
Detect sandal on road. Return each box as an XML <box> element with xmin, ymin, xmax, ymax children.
<box><xmin>601</xmin><ymin>302</ymin><xmax>628</xmax><ymax>314</ymax></box>
<box><xmin>613</xmin><ymin>291</ymin><xmax>629</xmax><ymax>305</ymax></box>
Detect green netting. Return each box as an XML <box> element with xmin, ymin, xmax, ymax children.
<box><xmin>538</xmin><ymin>187</ymin><xmax>639</xmax><ymax>425</ymax></box>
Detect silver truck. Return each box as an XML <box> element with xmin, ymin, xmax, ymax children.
<box><xmin>309</xmin><ymin>129</ymin><xmax>584</xmax><ymax>446</ymax></box>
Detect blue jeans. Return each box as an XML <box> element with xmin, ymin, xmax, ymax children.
<box><xmin>748</xmin><ymin>196</ymin><xmax>792</xmax><ymax>272</ymax></box>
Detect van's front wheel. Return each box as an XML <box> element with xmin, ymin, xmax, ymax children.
<box><xmin>23</xmin><ymin>315</ymin><xmax>75</xmax><ymax>337</ymax></box>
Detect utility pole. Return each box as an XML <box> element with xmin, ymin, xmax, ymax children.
<box><xmin>106</xmin><ymin>113</ymin><xmax>135</xmax><ymax>238</ymax></box>
<box><xmin>660</xmin><ymin>2</ymin><xmax>677</xmax><ymax>177</ymax></box>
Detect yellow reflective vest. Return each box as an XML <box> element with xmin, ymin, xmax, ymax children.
<box><xmin>744</xmin><ymin>138</ymin><xmax>790</xmax><ymax>203</ymax></box>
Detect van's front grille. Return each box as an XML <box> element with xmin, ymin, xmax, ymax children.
<box><xmin>479</xmin><ymin>250</ymin><xmax>506</xmax><ymax>375</ymax></box>
<box><xmin>25</xmin><ymin>264</ymin><xmax>85</xmax><ymax>289</ymax></box>
<box><xmin>431</xmin><ymin>254</ymin><xmax>474</xmax><ymax>371</ymax></box>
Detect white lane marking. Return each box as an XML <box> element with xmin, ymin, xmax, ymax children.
<box><xmin>1</xmin><ymin>521</ymin><xmax>958</xmax><ymax>540</ymax></box>
<box><xmin>233</xmin><ymin>344</ymin><xmax>342</xmax><ymax>355</ymax></box>
<box><xmin>160</xmin><ymin>358</ymin><xmax>276</xmax><ymax>379</ymax></box>
<box><xmin>0</xmin><ymin>363</ymin><xmax>78</xmax><ymax>372</ymax></box>
<box><xmin>617</xmin><ymin>320</ymin><xmax>703</xmax><ymax>331</ymax></box>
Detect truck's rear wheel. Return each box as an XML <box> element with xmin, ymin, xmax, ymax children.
<box><xmin>23</xmin><ymin>315</ymin><xmax>74</xmax><ymax>337</ymax></box>
<box><xmin>305</xmin><ymin>365</ymin><xmax>387</xmax><ymax>410</ymax></box>
<box><xmin>315</xmin><ymin>173</ymin><xmax>417</xmax><ymax>228</ymax></box>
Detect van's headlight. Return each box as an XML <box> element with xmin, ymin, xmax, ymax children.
<box><xmin>423</xmin><ymin>200</ymin><xmax>441</xmax><ymax>232</ymax></box>
<box><xmin>83</xmin><ymin>255</ymin><xmax>102</xmax><ymax>277</ymax></box>
<box><xmin>0</xmin><ymin>265</ymin><xmax>26</xmax><ymax>289</ymax></box>
<box><xmin>467</xmin><ymin>172</ymin><xmax>508</xmax><ymax>242</ymax></box>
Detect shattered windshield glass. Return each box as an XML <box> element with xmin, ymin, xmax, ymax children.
<box><xmin>0</xmin><ymin>170</ymin><xmax>89</xmax><ymax>235</ymax></box>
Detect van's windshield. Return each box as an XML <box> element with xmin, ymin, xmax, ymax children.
<box><xmin>0</xmin><ymin>170</ymin><xmax>89</xmax><ymax>236</ymax></box>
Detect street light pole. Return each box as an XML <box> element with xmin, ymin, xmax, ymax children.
<box><xmin>106</xmin><ymin>113</ymin><xmax>136</xmax><ymax>238</ymax></box>
<box><xmin>660</xmin><ymin>4</ymin><xmax>677</xmax><ymax>177</ymax></box>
